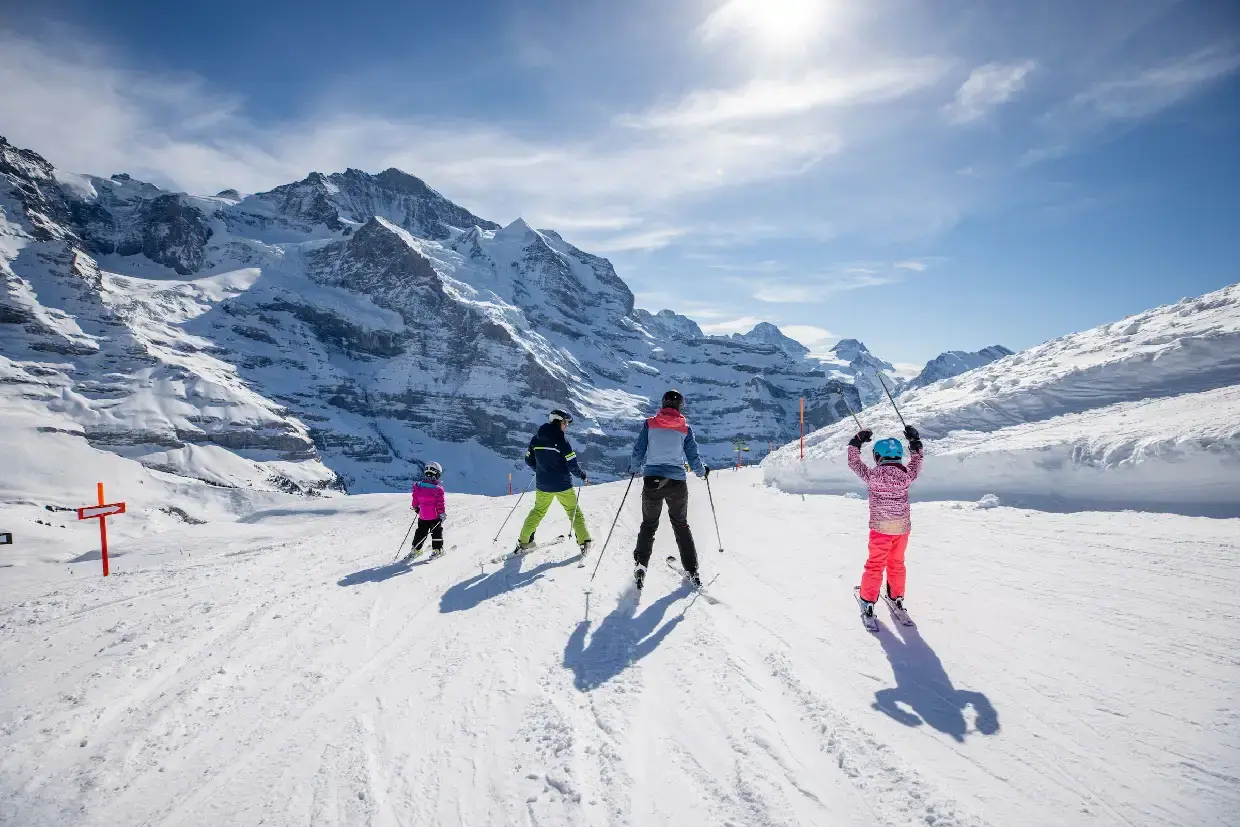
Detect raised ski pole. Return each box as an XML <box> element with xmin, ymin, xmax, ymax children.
<box><xmin>836</xmin><ymin>391</ymin><xmax>864</xmax><ymax>431</ymax></box>
<box><xmin>586</xmin><ymin>474</ymin><xmax>636</xmax><ymax>587</ymax></box>
<box><xmin>705</xmin><ymin>472</ymin><xmax>724</xmax><ymax>554</ymax></box>
<box><xmin>875</xmin><ymin>372</ymin><xmax>908</xmax><ymax>428</ymax></box>
<box><xmin>493</xmin><ymin>473</ymin><xmax>535</xmax><ymax>544</ymax></box>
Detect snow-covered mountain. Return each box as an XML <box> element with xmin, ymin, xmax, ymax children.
<box><xmin>764</xmin><ymin>283</ymin><xmax>1240</xmax><ymax>517</ymax></box>
<box><xmin>2</xmin><ymin>136</ymin><xmax>874</xmax><ymax>495</ymax></box>
<box><xmin>730</xmin><ymin>321</ymin><xmax>810</xmax><ymax>358</ymax></box>
<box><xmin>900</xmin><ymin>346</ymin><xmax>1014</xmax><ymax>394</ymax></box>
<box><xmin>809</xmin><ymin>339</ymin><xmax>908</xmax><ymax>407</ymax></box>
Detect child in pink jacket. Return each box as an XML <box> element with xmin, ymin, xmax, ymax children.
<box><xmin>409</xmin><ymin>462</ymin><xmax>447</xmax><ymax>559</ymax></box>
<box><xmin>848</xmin><ymin>425</ymin><xmax>923</xmax><ymax>619</ymax></box>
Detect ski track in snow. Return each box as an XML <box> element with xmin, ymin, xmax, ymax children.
<box><xmin>2</xmin><ymin>470</ymin><xmax>1238</xmax><ymax>826</ymax></box>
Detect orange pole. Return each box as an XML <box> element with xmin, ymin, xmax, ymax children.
<box><xmin>508</xmin><ymin>472</ymin><xmax>512</xmax><ymax>495</ymax></box>
<box><xmin>799</xmin><ymin>398</ymin><xmax>805</xmax><ymax>460</ymax></box>
<box><xmin>97</xmin><ymin>482</ymin><xmax>109</xmax><ymax>577</ymax></box>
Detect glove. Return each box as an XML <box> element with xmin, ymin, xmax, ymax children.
<box><xmin>909</xmin><ymin>439</ymin><xmax>923</xmax><ymax>453</ymax></box>
<box><xmin>849</xmin><ymin>429</ymin><xmax>873</xmax><ymax>447</ymax></box>
<box><xmin>438</xmin><ymin>514</ymin><xmax>447</xmax><ymax>524</ymax></box>
<box><xmin>579</xmin><ymin>473</ymin><xmax>589</xmax><ymax>485</ymax></box>
<box><xmin>904</xmin><ymin>425</ymin><xmax>920</xmax><ymax>441</ymax></box>
<box><xmin>700</xmin><ymin>464</ymin><xmax>711</xmax><ymax>479</ymax></box>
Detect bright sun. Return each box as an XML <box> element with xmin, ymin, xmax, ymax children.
<box><xmin>700</xmin><ymin>0</ymin><xmax>834</xmax><ymax>54</ymax></box>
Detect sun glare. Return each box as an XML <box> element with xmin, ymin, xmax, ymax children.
<box><xmin>700</xmin><ymin>0</ymin><xmax>834</xmax><ymax>54</ymax></box>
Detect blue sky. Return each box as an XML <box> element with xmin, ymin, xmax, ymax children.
<box><xmin>1</xmin><ymin>0</ymin><xmax>1238</xmax><ymax>365</ymax></box>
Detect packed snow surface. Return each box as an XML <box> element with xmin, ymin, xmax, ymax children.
<box><xmin>2</xmin><ymin>469</ymin><xmax>1237</xmax><ymax>826</ymax></box>
<box><xmin>765</xmin><ymin>283</ymin><xmax>1240</xmax><ymax>516</ymax></box>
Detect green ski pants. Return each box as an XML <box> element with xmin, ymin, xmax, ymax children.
<box><xmin>519</xmin><ymin>488</ymin><xmax>589</xmax><ymax>545</ymax></box>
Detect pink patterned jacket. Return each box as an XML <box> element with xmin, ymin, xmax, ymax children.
<box><xmin>847</xmin><ymin>445</ymin><xmax>923</xmax><ymax>535</ymax></box>
<box><xmin>410</xmin><ymin>479</ymin><xmax>446</xmax><ymax>520</ymax></box>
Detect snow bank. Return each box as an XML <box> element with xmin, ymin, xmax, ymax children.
<box><xmin>765</xmin><ymin>284</ymin><xmax>1240</xmax><ymax>517</ymax></box>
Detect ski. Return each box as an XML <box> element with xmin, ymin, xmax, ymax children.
<box><xmin>665</xmin><ymin>556</ymin><xmax>721</xmax><ymax>604</ymax></box>
<box><xmin>488</xmin><ymin>534</ymin><xmax>567</xmax><ymax>565</ymax></box>
<box><xmin>405</xmin><ymin>545</ymin><xmax>453</xmax><ymax>564</ymax></box>
<box><xmin>854</xmin><ymin>587</ymin><xmax>879</xmax><ymax>633</ymax></box>
<box><xmin>881</xmin><ymin>594</ymin><xmax>915</xmax><ymax>627</ymax></box>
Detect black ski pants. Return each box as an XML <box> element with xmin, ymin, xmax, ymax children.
<box><xmin>633</xmin><ymin>477</ymin><xmax>698</xmax><ymax>574</ymax></box>
<box><xmin>411</xmin><ymin>518</ymin><xmax>444</xmax><ymax>551</ymax></box>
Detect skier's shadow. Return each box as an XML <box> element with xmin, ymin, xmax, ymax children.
<box><xmin>872</xmin><ymin>616</ymin><xmax>1000</xmax><ymax>742</ymax></box>
<box><xmin>337</xmin><ymin>560</ymin><xmax>413</xmax><ymax>586</ymax></box>
<box><xmin>563</xmin><ymin>584</ymin><xmax>692</xmax><ymax>691</ymax></box>
<box><xmin>440</xmin><ymin>552</ymin><xmax>581</xmax><ymax>613</ymax></box>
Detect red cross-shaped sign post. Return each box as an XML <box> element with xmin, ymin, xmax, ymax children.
<box><xmin>77</xmin><ymin>482</ymin><xmax>126</xmax><ymax>577</ymax></box>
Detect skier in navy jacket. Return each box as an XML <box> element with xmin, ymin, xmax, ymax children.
<box><xmin>517</xmin><ymin>409</ymin><xmax>592</xmax><ymax>554</ymax></box>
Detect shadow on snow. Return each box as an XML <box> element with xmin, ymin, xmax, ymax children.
<box><xmin>872</xmin><ymin>609</ymin><xmax>1000</xmax><ymax>742</ymax></box>
<box><xmin>563</xmin><ymin>583</ymin><xmax>693</xmax><ymax>692</ymax></box>
<box><xmin>337</xmin><ymin>559</ymin><xmax>416</xmax><ymax>586</ymax></box>
<box><xmin>440</xmin><ymin>551</ymin><xmax>581</xmax><ymax>613</ymax></box>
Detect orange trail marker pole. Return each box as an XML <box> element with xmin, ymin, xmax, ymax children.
<box><xmin>77</xmin><ymin>484</ymin><xmax>125</xmax><ymax>577</ymax></box>
<box><xmin>97</xmin><ymin>482</ymin><xmax>108</xmax><ymax>577</ymax></box>
<box><xmin>799</xmin><ymin>398</ymin><xmax>805</xmax><ymax>460</ymax></box>
<box><xmin>508</xmin><ymin>473</ymin><xmax>513</xmax><ymax>495</ymax></box>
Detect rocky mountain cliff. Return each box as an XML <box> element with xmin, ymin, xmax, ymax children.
<box><xmin>3</xmin><ymin>136</ymin><xmax>881</xmax><ymax>494</ymax></box>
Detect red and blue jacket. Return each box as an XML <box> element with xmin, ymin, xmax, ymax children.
<box><xmin>629</xmin><ymin>407</ymin><xmax>705</xmax><ymax>480</ymax></box>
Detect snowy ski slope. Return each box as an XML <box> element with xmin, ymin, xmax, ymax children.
<box><xmin>765</xmin><ymin>283</ymin><xmax>1240</xmax><ymax>516</ymax></box>
<box><xmin>2</xmin><ymin>469</ymin><xmax>1237</xmax><ymax>826</ymax></box>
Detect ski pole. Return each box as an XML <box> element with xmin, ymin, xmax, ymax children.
<box><xmin>705</xmin><ymin>472</ymin><xmax>724</xmax><ymax>554</ymax></box>
<box><xmin>567</xmin><ymin>480</ymin><xmax>584</xmax><ymax>542</ymax></box>
<box><xmin>875</xmin><ymin>372</ymin><xmax>907</xmax><ymax>428</ymax></box>
<box><xmin>391</xmin><ymin>516</ymin><xmax>418</xmax><ymax>563</ymax></box>
<box><xmin>587</xmin><ymin>474</ymin><xmax>636</xmax><ymax>585</ymax></box>
<box><xmin>836</xmin><ymin>391</ymin><xmax>863</xmax><ymax>431</ymax></box>
<box><xmin>492</xmin><ymin>473</ymin><xmax>535</xmax><ymax>543</ymax></box>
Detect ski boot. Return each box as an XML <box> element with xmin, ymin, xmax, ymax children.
<box><xmin>634</xmin><ymin>564</ymin><xmax>647</xmax><ymax>591</ymax></box>
<box><xmin>578</xmin><ymin>539</ymin><xmax>594</xmax><ymax>557</ymax></box>
<box><xmin>687</xmin><ymin>570</ymin><xmax>702</xmax><ymax>589</ymax></box>
<box><xmin>884</xmin><ymin>585</ymin><xmax>904</xmax><ymax>611</ymax></box>
<box><xmin>404</xmin><ymin>546</ymin><xmax>425</xmax><ymax>562</ymax></box>
<box><xmin>429</xmin><ymin>547</ymin><xmax>445</xmax><ymax>560</ymax></box>
<box><xmin>514</xmin><ymin>534</ymin><xmax>536</xmax><ymax>555</ymax></box>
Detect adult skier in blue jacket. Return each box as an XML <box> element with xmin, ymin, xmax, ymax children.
<box><xmin>517</xmin><ymin>409</ymin><xmax>592</xmax><ymax>555</ymax></box>
<box><xmin>629</xmin><ymin>389</ymin><xmax>709</xmax><ymax>589</ymax></box>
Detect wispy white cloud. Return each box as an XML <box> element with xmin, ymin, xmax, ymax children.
<box><xmin>583</xmin><ymin>226</ymin><xmax>688</xmax><ymax>253</ymax></box>
<box><xmin>944</xmin><ymin>60</ymin><xmax>1037</xmax><ymax>124</ymax></box>
<box><xmin>619</xmin><ymin>60</ymin><xmax>950</xmax><ymax>130</ymax></box>
<box><xmin>1071</xmin><ymin>47</ymin><xmax>1240</xmax><ymax>121</ymax></box>
<box><xmin>1022</xmin><ymin>46</ymin><xmax>1240</xmax><ymax>166</ymax></box>
<box><xmin>699</xmin><ymin>315</ymin><xmax>766</xmax><ymax>335</ymax></box>
<box><xmin>781</xmin><ymin>324</ymin><xmax>838</xmax><ymax>354</ymax></box>
<box><xmin>747</xmin><ymin>258</ymin><xmax>933</xmax><ymax>304</ymax></box>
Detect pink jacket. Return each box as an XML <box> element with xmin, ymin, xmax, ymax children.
<box><xmin>411</xmin><ymin>479</ymin><xmax>446</xmax><ymax>520</ymax></box>
<box><xmin>847</xmin><ymin>445</ymin><xmax>923</xmax><ymax>535</ymax></box>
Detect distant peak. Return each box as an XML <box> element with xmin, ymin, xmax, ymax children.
<box><xmin>831</xmin><ymin>338</ymin><xmax>868</xmax><ymax>353</ymax></box>
<box><xmin>498</xmin><ymin>217</ymin><xmax>534</xmax><ymax>238</ymax></box>
<box><xmin>373</xmin><ymin>167</ymin><xmax>435</xmax><ymax>196</ymax></box>
<box><xmin>215</xmin><ymin>188</ymin><xmax>241</xmax><ymax>200</ymax></box>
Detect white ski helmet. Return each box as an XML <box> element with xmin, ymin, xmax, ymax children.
<box><xmin>423</xmin><ymin>461</ymin><xmax>443</xmax><ymax>479</ymax></box>
<box><xmin>549</xmin><ymin>408</ymin><xmax>574</xmax><ymax>424</ymax></box>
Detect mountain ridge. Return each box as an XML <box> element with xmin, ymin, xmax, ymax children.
<box><xmin>1</xmin><ymin>134</ymin><xmax>998</xmax><ymax>494</ymax></box>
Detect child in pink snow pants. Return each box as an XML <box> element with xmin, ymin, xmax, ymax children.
<box><xmin>847</xmin><ymin>425</ymin><xmax>923</xmax><ymax>607</ymax></box>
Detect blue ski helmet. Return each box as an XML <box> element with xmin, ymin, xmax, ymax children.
<box><xmin>873</xmin><ymin>438</ymin><xmax>904</xmax><ymax>464</ymax></box>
